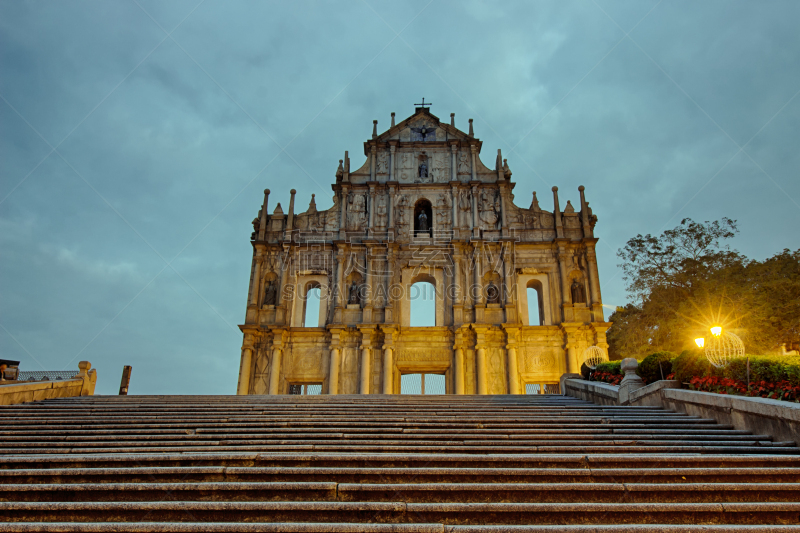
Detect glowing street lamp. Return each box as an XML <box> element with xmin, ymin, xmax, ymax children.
<box><xmin>710</xmin><ymin>326</ymin><xmax>722</xmax><ymax>337</ymax></box>
<box><xmin>694</xmin><ymin>337</ymin><xmax>705</xmax><ymax>348</ymax></box>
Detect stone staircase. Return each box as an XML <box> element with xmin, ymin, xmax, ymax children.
<box><xmin>1</xmin><ymin>394</ymin><xmax>799</xmax><ymax>532</ymax></box>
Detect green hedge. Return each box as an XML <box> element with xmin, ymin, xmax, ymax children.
<box><xmin>595</xmin><ymin>361</ymin><xmax>622</xmax><ymax>375</ymax></box>
<box><xmin>637</xmin><ymin>351</ymin><xmax>677</xmax><ymax>384</ymax></box>
<box><xmin>671</xmin><ymin>349</ymin><xmax>713</xmax><ymax>383</ymax></box>
<box><xmin>723</xmin><ymin>354</ymin><xmax>800</xmax><ymax>386</ymax></box>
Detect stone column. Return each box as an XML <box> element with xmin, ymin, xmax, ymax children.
<box><xmin>279</xmin><ymin>249</ymin><xmax>292</xmax><ymax>309</ymax></box>
<box><xmin>328</xmin><ymin>348</ymin><xmax>340</xmax><ymax>395</ymax></box>
<box><xmin>566</xmin><ymin>341</ymin><xmax>579</xmax><ymax>374</ymax></box>
<box><xmin>335</xmin><ymin>251</ymin><xmax>345</xmax><ymax>308</ymax></box>
<box><xmin>470</xmin><ymin>145</ymin><xmax>477</xmax><ymax>182</ymax></box>
<box><xmin>369</xmin><ymin>144</ymin><xmax>376</xmax><ymax>181</ymax></box>
<box><xmin>578</xmin><ymin>185</ymin><xmax>593</xmax><ymax>238</ymax></box>
<box><xmin>339</xmin><ymin>186</ymin><xmax>349</xmax><ymax>239</ymax></box>
<box><xmin>506</xmin><ymin>345</ymin><xmax>520</xmax><ymax>394</ymax></box>
<box><xmin>499</xmin><ymin>184</ymin><xmax>508</xmax><ymax>231</ymax></box>
<box><xmin>471</xmin><ymin>185</ymin><xmax>479</xmax><ymax>239</ymax></box>
<box><xmin>474</xmin><ymin>247</ymin><xmax>483</xmax><ymax>305</ymax></box>
<box><xmin>453</xmin><ymin>252</ymin><xmax>462</xmax><ymax>305</ymax></box>
<box><xmin>552</xmin><ymin>186</ymin><xmax>563</xmax><ymax>239</ymax></box>
<box><xmin>451</xmin><ymin>184</ymin><xmax>458</xmax><ymax>231</ymax></box>
<box><xmin>476</xmin><ymin>347</ymin><xmax>488</xmax><ymax>395</ymax></box>
<box><xmin>558</xmin><ymin>248</ymin><xmax>572</xmax><ymax>318</ymax></box>
<box><xmin>389</xmin><ymin>145</ymin><xmax>396</xmax><ymax>182</ymax></box>
<box><xmin>365</xmin><ymin>250</ymin><xmax>373</xmax><ymax>308</ymax></box>
<box><xmin>257</xmin><ymin>189</ymin><xmax>270</xmax><ymax>241</ymax></box>
<box><xmin>250</xmin><ymin>253</ymin><xmax>262</xmax><ymax>306</ymax></box>
<box><xmin>450</xmin><ymin>144</ymin><xmax>457</xmax><ymax>183</ymax></box>
<box><xmin>360</xmin><ymin>345</ymin><xmax>371</xmax><ymax>394</ymax></box>
<box><xmin>237</xmin><ymin>346</ymin><xmax>253</xmax><ymax>395</ymax></box>
<box><xmin>285</xmin><ymin>189</ymin><xmax>296</xmax><ymax>242</ymax></box>
<box><xmin>382</xmin><ymin>346</ymin><xmax>393</xmax><ymax>394</ymax></box>
<box><xmin>268</xmin><ymin>348</ymin><xmax>282</xmax><ymax>395</ymax></box>
<box><xmin>454</xmin><ymin>347</ymin><xmax>465</xmax><ymax>394</ymax></box>
<box><xmin>586</xmin><ymin>248</ymin><xmax>602</xmax><ymax>306</ymax></box>
<box><xmin>387</xmin><ymin>187</ymin><xmax>395</xmax><ymax>228</ymax></box>
<box><xmin>368</xmin><ymin>185</ymin><xmax>376</xmax><ymax>232</ymax></box>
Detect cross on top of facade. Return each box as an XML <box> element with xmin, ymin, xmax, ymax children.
<box><xmin>414</xmin><ymin>98</ymin><xmax>432</xmax><ymax>108</ymax></box>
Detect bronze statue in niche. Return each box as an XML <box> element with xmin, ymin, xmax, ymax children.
<box><xmin>571</xmin><ymin>279</ymin><xmax>586</xmax><ymax>304</ymax></box>
<box><xmin>263</xmin><ymin>280</ymin><xmax>277</xmax><ymax>306</ymax></box>
<box><xmin>348</xmin><ymin>280</ymin><xmax>361</xmax><ymax>306</ymax></box>
<box><xmin>486</xmin><ymin>282</ymin><xmax>501</xmax><ymax>304</ymax></box>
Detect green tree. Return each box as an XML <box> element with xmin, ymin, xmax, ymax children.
<box><xmin>608</xmin><ymin>218</ymin><xmax>799</xmax><ymax>358</ymax></box>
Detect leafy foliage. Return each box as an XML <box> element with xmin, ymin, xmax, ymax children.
<box><xmin>608</xmin><ymin>218</ymin><xmax>800</xmax><ymax>358</ymax></box>
<box><xmin>636</xmin><ymin>351</ymin><xmax>677</xmax><ymax>384</ymax></box>
<box><xmin>671</xmin><ymin>349</ymin><xmax>715</xmax><ymax>383</ymax></box>
<box><xmin>595</xmin><ymin>361</ymin><xmax>622</xmax><ymax>375</ymax></box>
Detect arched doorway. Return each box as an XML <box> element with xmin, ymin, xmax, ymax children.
<box><xmin>409</xmin><ymin>281</ymin><xmax>435</xmax><ymax>327</ymax></box>
<box><xmin>414</xmin><ymin>199</ymin><xmax>432</xmax><ymax>238</ymax></box>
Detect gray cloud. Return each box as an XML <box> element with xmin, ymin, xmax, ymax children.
<box><xmin>2</xmin><ymin>0</ymin><xmax>798</xmax><ymax>394</ymax></box>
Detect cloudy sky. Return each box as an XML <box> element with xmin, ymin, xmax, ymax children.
<box><xmin>1</xmin><ymin>0</ymin><xmax>798</xmax><ymax>395</ymax></box>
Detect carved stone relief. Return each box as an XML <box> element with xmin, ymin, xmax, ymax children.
<box><xmin>398</xmin><ymin>349</ymin><xmax>450</xmax><ymax>362</ymax></box>
<box><xmin>457</xmin><ymin>152</ymin><xmax>470</xmax><ymax>174</ymax></box>
<box><xmin>347</xmin><ymin>193</ymin><xmax>367</xmax><ymax>230</ymax></box>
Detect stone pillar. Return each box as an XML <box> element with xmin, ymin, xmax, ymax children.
<box><xmin>257</xmin><ymin>189</ymin><xmax>270</xmax><ymax>241</ymax></box>
<box><xmin>328</xmin><ymin>348</ymin><xmax>340</xmax><ymax>395</ymax></box>
<box><xmin>499</xmin><ymin>184</ymin><xmax>508</xmax><ymax>234</ymax></box>
<box><xmin>451</xmin><ymin>184</ymin><xmax>458</xmax><ymax>231</ymax></box>
<box><xmin>552</xmin><ymin>186</ymin><xmax>563</xmax><ymax>239</ymax></box>
<box><xmin>587</xmin><ymin>248</ymin><xmax>602</xmax><ymax>306</ymax></box>
<box><xmin>249</xmin><ymin>253</ymin><xmax>262</xmax><ymax>306</ymax></box>
<box><xmin>471</xmin><ymin>184</ymin><xmax>479</xmax><ymax>239</ymax></box>
<box><xmin>454</xmin><ymin>347</ymin><xmax>465</xmax><ymax>394</ymax></box>
<box><xmin>285</xmin><ymin>189</ymin><xmax>296</xmax><ymax>242</ymax></box>
<box><xmin>237</xmin><ymin>346</ymin><xmax>253</xmax><ymax>395</ymax></box>
<box><xmin>370</xmin><ymin>144</ymin><xmax>377</xmax><ymax>181</ymax></box>
<box><xmin>389</xmin><ymin>145</ymin><xmax>396</xmax><ymax>182</ymax></box>
<box><xmin>506</xmin><ymin>346</ymin><xmax>520</xmax><ymax>394</ymax></box>
<box><xmin>335</xmin><ymin>251</ymin><xmax>345</xmax><ymax>308</ymax></box>
<box><xmin>470</xmin><ymin>145</ymin><xmax>477</xmax><ymax>182</ymax></box>
<box><xmin>387</xmin><ymin>186</ymin><xmax>395</xmax><ymax>228</ymax></box>
<box><xmin>360</xmin><ymin>345</ymin><xmax>371</xmax><ymax>394</ymax></box>
<box><xmin>619</xmin><ymin>358</ymin><xmax>645</xmax><ymax>405</ymax></box>
<box><xmin>368</xmin><ymin>185</ymin><xmax>376</xmax><ymax>232</ymax></box>
<box><xmin>268</xmin><ymin>348</ymin><xmax>282</xmax><ymax>394</ymax></box>
<box><xmin>476</xmin><ymin>347</ymin><xmax>488</xmax><ymax>395</ymax></box>
<box><xmin>339</xmin><ymin>185</ymin><xmax>349</xmax><ymax>239</ymax></box>
<box><xmin>566</xmin><ymin>342</ymin><xmax>579</xmax><ymax>374</ymax></box>
<box><xmin>279</xmin><ymin>249</ymin><xmax>291</xmax><ymax>308</ymax></box>
<box><xmin>474</xmin><ymin>247</ymin><xmax>483</xmax><ymax>305</ymax></box>
<box><xmin>450</xmin><ymin>144</ymin><xmax>457</xmax><ymax>183</ymax></box>
<box><xmin>365</xmin><ymin>251</ymin><xmax>373</xmax><ymax>308</ymax></box>
<box><xmin>382</xmin><ymin>346</ymin><xmax>393</xmax><ymax>394</ymax></box>
<box><xmin>453</xmin><ymin>253</ymin><xmax>462</xmax><ymax>305</ymax></box>
<box><xmin>558</xmin><ymin>248</ymin><xmax>572</xmax><ymax>317</ymax></box>
<box><xmin>578</xmin><ymin>185</ymin><xmax>593</xmax><ymax>238</ymax></box>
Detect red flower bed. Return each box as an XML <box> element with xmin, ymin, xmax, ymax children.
<box><xmin>688</xmin><ymin>375</ymin><xmax>800</xmax><ymax>402</ymax></box>
<box><xmin>592</xmin><ymin>371</ymin><xmax>622</xmax><ymax>386</ymax></box>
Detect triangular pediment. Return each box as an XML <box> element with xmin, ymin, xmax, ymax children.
<box><xmin>375</xmin><ymin>108</ymin><xmax>475</xmax><ymax>144</ymax></box>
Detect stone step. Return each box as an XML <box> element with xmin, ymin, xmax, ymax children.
<box><xmin>2</xmin><ymin>465</ymin><xmax>799</xmax><ymax>484</ymax></box>
<box><xmin>2</xmin><ymin>523</ymin><xmax>800</xmax><ymax>532</ymax></box>
<box><xmin>3</xmin><ymin>445</ymin><xmax>795</xmax><ymax>456</ymax></box>
<box><xmin>4</xmin><ymin>452</ymin><xmax>799</xmax><ymax>469</ymax></box>
<box><xmin>2</xmin><ymin>481</ymin><xmax>800</xmax><ymax>504</ymax></box>
<box><xmin>1</xmin><ymin>501</ymin><xmax>800</xmax><ymax>525</ymax></box>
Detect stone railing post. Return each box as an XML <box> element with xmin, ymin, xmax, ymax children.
<box><xmin>618</xmin><ymin>357</ymin><xmax>645</xmax><ymax>405</ymax></box>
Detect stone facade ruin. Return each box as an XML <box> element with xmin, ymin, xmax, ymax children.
<box><xmin>237</xmin><ymin>107</ymin><xmax>610</xmax><ymax>395</ymax></box>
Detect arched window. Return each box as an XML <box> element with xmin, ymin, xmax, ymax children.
<box><xmin>409</xmin><ymin>281</ymin><xmax>435</xmax><ymax>327</ymax></box>
<box><xmin>303</xmin><ymin>285</ymin><xmax>321</xmax><ymax>327</ymax></box>
<box><xmin>413</xmin><ymin>199</ymin><xmax>433</xmax><ymax>238</ymax></box>
<box><xmin>526</xmin><ymin>280</ymin><xmax>544</xmax><ymax>326</ymax></box>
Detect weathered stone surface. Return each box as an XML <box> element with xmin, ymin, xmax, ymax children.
<box><xmin>239</xmin><ymin>109</ymin><xmax>611</xmax><ymax>396</ymax></box>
